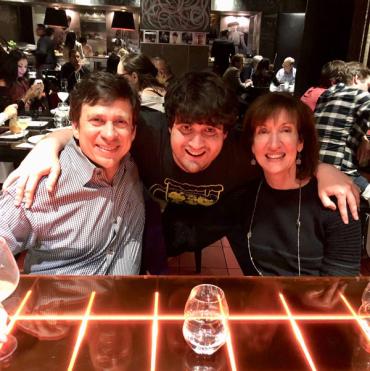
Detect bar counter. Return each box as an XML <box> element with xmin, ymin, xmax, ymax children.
<box><xmin>2</xmin><ymin>275</ymin><xmax>370</xmax><ymax>370</ymax></box>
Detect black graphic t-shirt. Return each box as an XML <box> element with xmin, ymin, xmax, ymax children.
<box><xmin>132</xmin><ymin>107</ymin><xmax>260</xmax><ymax>255</ymax></box>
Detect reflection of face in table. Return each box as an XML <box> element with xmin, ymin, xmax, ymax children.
<box><xmin>2</xmin><ymin>276</ymin><xmax>370</xmax><ymax>370</ymax></box>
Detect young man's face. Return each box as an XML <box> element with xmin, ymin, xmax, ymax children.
<box><xmin>72</xmin><ymin>99</ymin><xmax>136</xmax><ymax>182</ymax></box>
<box><xmin>169</xmin><ymin>120</ymin><xmax>227</xmax><ymax>173</ymax></box>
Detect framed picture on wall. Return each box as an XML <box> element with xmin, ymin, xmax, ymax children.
<box><xmin>181</xmin><ymin>32</ymin><xmax>193</xmax><ymax>45</ymax></box>
<box><xmin>170</xmin><ymin>31</ymin><xmax>181</xmax><ymax>44</ymax></box>
<box><xmin>193</xmin><ymin>33</ymin><xmax>206</xmax><ymax>45</ymax></box>
<box><xmin>159</xmin><ymin>31</ymin><xmax>170</xmax><ymax>44</ymax></box>
<box><xmin>143</xmin><ymin>30</ymin><xmax>158</xmax><ymax>43</ymax></box>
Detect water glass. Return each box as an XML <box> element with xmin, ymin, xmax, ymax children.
<box><xmin>182</xmin><ymin>284</ymin><xmax>229</xmax><ymax>355</ymax></box>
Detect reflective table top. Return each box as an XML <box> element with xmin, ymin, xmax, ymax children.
<box><xmin>2</xmin><ymin>275</ymin><xmax>370</xmax><ymax>370</ymax></box>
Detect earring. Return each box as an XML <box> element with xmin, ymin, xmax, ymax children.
<box><xmin>296</xmin><ymin>152</ymin><xmax>302</xmax><ymax>165</ymax></box>
<box><xmin>251</xmin><ymin>157</ymin><xmax>256</xmax><ymax>165</ymax></box>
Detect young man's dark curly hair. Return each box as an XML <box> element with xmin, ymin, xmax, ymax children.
<box><xmin>164</xmin><ymin>71</ymin><xmax>238</xmax><ymax>132</ymax></box>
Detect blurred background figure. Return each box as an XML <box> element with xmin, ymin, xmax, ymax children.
<box><xmin>106</xmin><ymin>52</ymin><xmax>120</xmax><ymax>74</ymax></box>
<box><xmin>120</xmin><ymin>53</ymin><xmax>166</xmax><ymax>112</ymax></box>
<box><xmin>34</xmin><ymin>24</ymin><xmax>56</xmax><ymax>76</ymax></box>
<box><xmin>80</xmin><ymin>36</ymin><xmax>93</xmax><ymax>58</ymax></box>
<box><xmin>61</xmin><ymin>49</ymin><xmax>89</xmax><ymax>91</ymax></box>
<box><xmin>63</xmin><ymin>31</ymin><xmax>84</xmax><ymax>63</ymax></box>
<box><xmin>301</xmin><ymin>60</ymin><xmax>346</xmax><ymax>111</ymax></box>
<box><xmin>116</xmin><ymin>47</ymin><xmax>130</xmax><ymax>75</ymax></box>
<box><xmin>1</xmin><ymin>50</ymin><xmax>45</xmax><ymax>113</ymax></box>
<box><xmin>272</xmin><ymin>56</ymin><xmax>296</xmax><ymax>92</ymax></box>
<box><xmin>252</xmin><ymin>57</ymin><xmax>278</xmax><ymax>88</ymax></box>
<box><xmin>241</xmin><ymin>54</ymin><xmax>263</xmax><ymax>83</ymax></box>
<box><xmin>152</xmin><ymin>56</ymin><xmax>174</xmax><ymax>87</ymax></box>
<box><xmin>211</xmin><ymin>30</ymin><xmax>235</xmax><ymax>77</ymax></box>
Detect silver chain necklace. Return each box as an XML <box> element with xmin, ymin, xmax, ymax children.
<box><xmin>246</xmin><ymin>180</ymin><xmax>302</xmax><ymax>276</ymax></box>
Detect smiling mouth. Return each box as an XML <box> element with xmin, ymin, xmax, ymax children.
<box><xmin>97</xmin><ymin>145</ymin><xmax>120</xmax><ymax>153</ymax></box>
<box><xmin>185</xmin><ymin>149</ymin><xmax>206</xmax><ymax>157</ymax></box>
<box><xmin>266</xmin><ymin>153</ymin><xmax>285</xmax><ymax>159</ymax></box>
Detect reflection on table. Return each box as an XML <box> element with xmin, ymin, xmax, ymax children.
<box><xmin>1</xmin><ymin>275</ymin><xmax>370</xmax><ymax>370</ymax></box>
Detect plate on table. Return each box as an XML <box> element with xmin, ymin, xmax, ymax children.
<box><xmin>0</xmin><ymin>130</ymin><xmax>29</xmax><ymax>140</ymax></box>
<box><xmin>28</xmin><ymin>120</ymin><xmax>49</xmax><ymax>129</ymax></box>
<box><xmin>27</xmin><ymin>134</ymin><xmax>45</xmax><ymax>145</ymax></box>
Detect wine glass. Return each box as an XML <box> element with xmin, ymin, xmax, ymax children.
<box><xmin>57</xmin><ymin>79</ymin><xmax>69</xmax><ymax>105</ymax></box>
<box><xmin>182</xmin><ymin>284</ymin><xmax>229</xmax><ymax>355</ymax></box>
<box><xmin>0</xmin><ymin>237</ymin><xmax>19</xmax><ymax>361</ymax></box>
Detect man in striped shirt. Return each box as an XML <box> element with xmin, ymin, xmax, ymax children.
<box><xmin>0</xmin><ymin>72</ymin><xmax>144</xmax><ymax>275</ymax></box>
<box><xmin>315</xmin><ymin>62</ymin><xmax>370</xmax><ymax>200</ymax></box>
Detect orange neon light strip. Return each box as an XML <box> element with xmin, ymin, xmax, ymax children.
<box><xmin>150</xmin><ymin>292</ymin><xmax>159</xmax><ymax>371</ymax></box>
<box><xmin>218</xmin><ymin>296</ymin><xmax>237</xmax><ymax>371</ymax></box>
<box><xmin>340</xmin><ymin>294</ymin><xmax>370</xmax><ymax>343</ymax></box>
<box><xmin>279</xmin><ymin>293</ymin><xmax>317</xmax><ymax>371</ymax></box>
<box><xmin>67</xmin><ymin>291</ymin><xmax>95</xmax><ymax>371</ymax></box>
<box><xmin>5</xmin><ymin>290</ymin><xmax>32</xmax><ymax>335</ymax></box>
<box><xmin>12</xmin><ymin>314</ymin><xmax>363</xmax><ymax>322</ymax></box>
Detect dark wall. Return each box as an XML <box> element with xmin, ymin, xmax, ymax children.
<box><xmin>275</xmin><ymin>13</ymin><xmax>305</xmax><ymax>68</ymax></box>
<box><xmin>295</xmin><ymin>0</ymin><xmax>355</xmax><ymax>96</ymax></box>
<box><xmin>140</xmin><ymin>44</ymin><xmax>209</xmax><ymax>77</ymax></box>
<box><xmin>19</xmin><ymin>5</ymin><xmax>34</xmax><ymax>44</ymax></box>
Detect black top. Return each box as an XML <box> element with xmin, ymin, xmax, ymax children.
<box><xmin>227</xmin><ymin>178</ymin><xmax>361</xmax><ymax>276</ymax></box>
<box><xmin>61</xmin><ymin>63</ymin><xmax>89</xmax><ymax>91</ymax></box>
<box><xmin>132</xmin><ymin>108</ymin><xmax>260</xmax><ymax>255</ymax></box>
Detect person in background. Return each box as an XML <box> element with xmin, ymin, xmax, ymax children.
<box><xmin>119</xmin><ymin>53</ymin><xmax>166</xmax><ymax>112</ymax></box>
<box><xmin>1</xmin><ymin>50</ymin><xmax>45</xmax><ymax>113</ymax></box>
<box><xmin>116</xmin><ymin>48</ymin><xmax>130</xmax><ymax>75</ymax></box>
<box><xmin>272</xmin><ymin>57</ymin><xmax>296</xmax><ymax>91</ymax></box>
<box><xmin>80</xmin><ymin>36</ymin><xmax>93</xmax><ymax>58</ymax></box>
<box><xmin>61</xmin><ymin>49</ymin><xmax>90</xmax><ymax>92</ymax></box>
<box><xmin>0</xmin><ymin>72</ymin><xmax>144</xmax><ymax>275</ymax></box>
<box><xmin>151</xmin><ymin>56</ymin><xmax>174</xmax><ymax>87</ymax></box>
<box><xmin>106</xmin><ymin>53</ymin><xmax>120</xmax><ymax>75</ymax></box>
<box><xmin>240</xmin><ymin>54</ymin><xmax>263</xmax><ymax>83</ymax></box>
<box><xmin>34</xmin><ymin>25</ymin><xmax>56</xmax><ymax>75</ymax></box>
<box><xmin>0</xmin><ymin>104</ymin><xmax>17</xmax><ymax>126</ymax></box>
<box><xmin>223</xmin><ymin>54</ymin><xmax>253</xmax><ymax>96</ymax></box>
<box><xmin>314</xmin><ymin>61</ymin><xmax>370</xmax><ymax>201</ymax></box>
<box><xmin>301</xmin><ymin>60</ymin><xmax>346</xmax><ymax>111</ymax></box>
<box><xmin>225</xmin><ymin>92</ymin><xmax>361</xmax><ymax>276</ymax></box>
<box><xmin>211</xmin><ymin>30</ymin><xmax>235</xmax><ymax>76</ymax></box>
<box><xmin>3</xmin><ymin>73</ymin><xmax>361</xmax><ymax>275</ymax></box>
<box><xmin>252</xmin><ymin>57</ymin><xmax>278</xmax><ymax>88</ymax></box>
<box><xmin>63</xmin><ymin>31</ymin><xmax>84</xmax><ymax>63</ymax></box>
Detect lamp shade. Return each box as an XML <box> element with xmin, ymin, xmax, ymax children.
<box><xmin>44</xmin><ymin>8</ymin><xmax>68</xmax><ymax>28</ymax></box>
<box><xmin>111</xmin><ymin>11</ymin><xmax>135</xmax><ymax>30</ymax></box>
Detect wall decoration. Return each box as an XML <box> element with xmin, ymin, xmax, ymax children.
<box><xmin>143</xmin><ymin>30</ymin><xmax>158</xmax><ymax>43</ymax></box>
<box><xmin>159</xmin><ymin>31</ymin><xmax>170</xmax><ymax>44</ymax></box>
<box><xmin>141</xmin><ymin>0</ymin><xmax>210</xmax><ymax>32</ymax></box>
<box><xmin>169</xmin><ymin>31</ymin><xmax>180</xmax><ymax>44</ymax></box>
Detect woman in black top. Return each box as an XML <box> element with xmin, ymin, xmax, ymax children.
<box><xmin>227</xmin><ymin>93</ymin><xmax>361</xmax><ymax>276</ymax></box>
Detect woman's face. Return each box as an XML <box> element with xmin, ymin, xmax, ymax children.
<box><xmin>252</xmin><ymin>109</ymin><xmax>303</xmax><ymax>183</ymax></box>
<box><xmin>17</xmin><ymin>58</ymin><xmax>28</xmax><ymax>78</ymax></box>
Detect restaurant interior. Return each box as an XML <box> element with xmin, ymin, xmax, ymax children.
<box><xmin>0</xmin><ymin>0</ymin><xmax>370</xmax><ymax>369</ymax></box>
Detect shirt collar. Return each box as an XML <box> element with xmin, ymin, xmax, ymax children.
<box><xmin>64</xmin><ymin>138</ymin><xmax>128</xmax><ymax>187</ymax></box>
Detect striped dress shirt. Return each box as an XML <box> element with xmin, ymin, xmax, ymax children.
<box><xmin>0</xmin><ymin>139</ymin><xmax>144</xmax><ymax>275</ymax></box>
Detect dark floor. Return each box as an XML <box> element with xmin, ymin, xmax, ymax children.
<box><xmin>168</xmin><ymin>237</ymin><xmax>243</xmax><ymax>276</ymax></box>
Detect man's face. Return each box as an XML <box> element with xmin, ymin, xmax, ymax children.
<box><xmin>71</xmin><ymin>52</ymin><xmax>81</xmax><ymax>69</ymax></box>
<box><xmin>36</xmin><ymin>27</ymin><xmax>44</xmax><ymax>37</ymax></box>
<box><xmin>72</xmin><ymin>99</ymin><xmax>136</xmax><ymax>182</ymax></box>
<box><xmin>169</xmin><ymin>120</ymin><xmax>227</xmax><ymax>173</ymax></box>
<box><xmin>356</xmin><ymin>76</ymin><xmax>370</xmax><ymax>92</ymax></box>
<box><xmin>283</xmin><ymin>63</ymin><xmax>293</xmax><ymax>73</ymax></box>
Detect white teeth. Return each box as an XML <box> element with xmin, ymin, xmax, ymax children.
<box><xmin>266</xmin><ymin>153</ymin><xmax>284</xmax><ymax>159</ymax></box>
<box><xmin>186</xmin><ymin>149</ymin><xmax>205</xmax><ymax>157</ymax></box>
<box><xmin>98</xmin><ymin>145</ymin><xmax>118</xmax><ymax>152</ymax></box>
